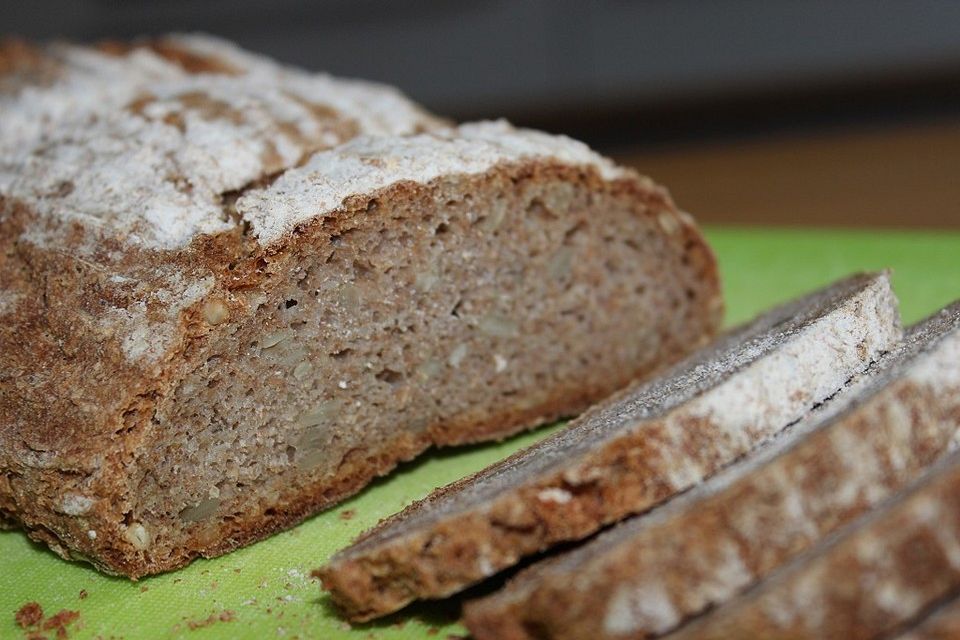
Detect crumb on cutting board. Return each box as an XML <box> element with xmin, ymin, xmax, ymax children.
<box><xmin>15</xmin><ymin>603</ymin><xmax>82</xmax><ymax>640</ymax></box>
<box><xmin>339</xmin><ymin>509</ymin><xmax>356</xmax><ymax>521</ymax></box>
<box><xmin>15</xmin><ymin>602</ymin><xmax>43</xmax><ymax>628</ymax></box>
<box><xmin>43</xmin><ymin>610</ymin><xmax>81</xmax><ymax>639</ymax></box>
<box><xmin>184</xmin><ymin>610</ymin><xmax>235</xmax><ymax>631</ymax></box>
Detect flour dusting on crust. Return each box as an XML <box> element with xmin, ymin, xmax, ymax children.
<box><xmin>237</xmin><ymin>120</ymin><xmax>633</xmax><ymax>245</ymax></box>
<box><xmin>0</xmin><ymin>34</ymin><xmax>443</xmax><ymax>250</ymax></box>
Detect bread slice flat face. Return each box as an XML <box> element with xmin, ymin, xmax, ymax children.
<box><xmin>319</xmin><ymin>272</ymin><xmax>901</xmax><ymax>621</ymax></box>
<box><xmin>0</xmin><ymin>46</ymin><xmax>723</xmax><ymax>581</ymax></box>
<box><xmin>463</xmin><ymin>301</ymin><xmax>960</xmax><ymax>640</ymax></box>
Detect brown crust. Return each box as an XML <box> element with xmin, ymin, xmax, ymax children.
<box><xmin>95</xmin><ymin>37</ymin><xmax>241</xmax><ymax>75</ymax></box>
<box><xmin>0</xmin><ymin>148</ymin><xmax>721</xmax><ymax>578</ymax></box>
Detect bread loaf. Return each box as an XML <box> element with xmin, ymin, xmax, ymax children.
<box><xmin>319</xmin><ymin>273</ymin><xmax>901</xmax><ymax>621</ymax></box>
<box><xmin>463</xmin><ymin>300</ymin><xmax>960</xmax><ymax>640</ymax></box>
<box><xmin>0</xmin><ymin>37</ymin><xmax>721</xmax><ymax>577</ymax></box>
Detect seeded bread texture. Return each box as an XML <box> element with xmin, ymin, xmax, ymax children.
<box><xmin>0</xmin><ymin>37</ymin><xmax>721</xmax><ymax>578</ymax></box>
<box><xmin>463</xmin><ymin>301</ymin><xmax>960</xmax><ymax>640</ymax></box>
<box><xmin>319</xmin><ymin>272</ymin><xmax>901</xmax><ymax>621</ymax></box>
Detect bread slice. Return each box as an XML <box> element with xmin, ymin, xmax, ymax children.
<box><xmin>463</xmin><ymin>300</ymin><xmax>960</xmax><ymax>640</ymax></box>
<box><xmin>318</xmin><ymin>272</ymin><xmax>901</xmax><ymax>621</ymax></box>
<box><xmin>0</xmin><ymin>38</ymin><xmax>722</xmax><ymax>578</ymax></box>
<box><xmin>895</xmin><ymin>594</ymin><xmax>960</xmax><ymax>640</ymax></box>
<box><xmin>666</xmin><ymin>444</ymin><xmax>960</xmax><ymax>639</ymax></box>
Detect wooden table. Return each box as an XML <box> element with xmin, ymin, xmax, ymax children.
<box><xmin>615</xmin><ymin>120</ymin><xmax>960</xmax><ymax>229</ymax></box>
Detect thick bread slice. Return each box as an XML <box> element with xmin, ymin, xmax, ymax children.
<box><xmin>667</xmin><ymin>444</ymin><xmax>960</xmax><ymax>640</ymax></box>
<box><xmin>319</xmin><ymin>272</ymin><xmax>901</xmax><ymax>621</ymax></box>
<box><xmin>463</xmin><ymin>301</ymin><xmax>960</xmax><ymax>640</ymax></box>
<box><xmin>0</xmin><ymin>36</ymin><xmax>722</xmax><ymax>579</ymax></box>
<box><xmin>895</xmin><ymin>594</ymin><xmax>960</xmax><ymax>640</ymax></box>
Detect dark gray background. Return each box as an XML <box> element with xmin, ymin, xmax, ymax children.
<box><xmin>6</xmin><ymin>1</ymin><xmax>960</xmax><ymax>147</ymax></box>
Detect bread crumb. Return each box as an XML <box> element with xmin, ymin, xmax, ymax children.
<box><xmin>185</xmin><ymin>610</ymin><xmax>235</xmax><ymax>630</ymax></box>
<box><xmin>15</xmin><ymin>602</ymin><xmax>43</xmax><ymax>628</ymax></box>
<box><xmin>16</xmin><ymin>606</ymin><xmax>81</xmax><ymax>639</ymax></box>
<box><xmin>427</xmin><ymin>629</ymin><xmax>439</xmax><ymax>636</ymax></box>
<box><xmin>140</xmin><ymin>586</ymin><xmax>149</xmax><ymax>593</ymax></box>
<box><xmin>42</xmin><ymin>609</ymin><xmax>81</xmax><ymax>639</ymax></box>
<box><xmin>202</xmin><ymin>299</ymin><xmax>229</xmax><ymax>325</ymax></box>
<box><xmin>339</xmin><ymin>509</ymin><xmax>356</xmax><ymax>521</ymax></box>
<box><xmin>78</xmin><ymin>590</ymin><xmax>88</xmax><ymax>600</ymax></box>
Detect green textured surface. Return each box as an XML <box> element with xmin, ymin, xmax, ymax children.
<box><xmin>3</xmin><ymin>227</ymin><xmax>959</xmax><ymax>639</ymax></box>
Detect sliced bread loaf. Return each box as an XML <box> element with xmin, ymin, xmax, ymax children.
<box><xmin>463</xmin><ymin>300</ymin><xmax>960</xmax><ymax>640</ymax></box>
<box><xmin>667</xmin><ymin>441</ymin><xmax>960</xmax><ymax>640</ymax></box>
<box><xmin>319</xmin><ymin>272</ymin><xmax>901</xmax><ymax>620</ymax></box>
<box><xmin>0</xmin><ymin>38</ymin><xmax>722</xmax><ymax>578</ymax></box>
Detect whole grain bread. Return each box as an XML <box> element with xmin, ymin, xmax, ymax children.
<box><xmin>463</xmin><ymin>300</ymin><xmax>960</xmax><ymax>640</ymax></box>
<box><xmin>319</xmin><ymin>272</ymin><xmax>901</xmax><ymax>621</ymax></box>
<box><xmin>667</xmin><ymin>442</ymin><xmax>960</xmax><ymax>640</ymax></box>
<box><xmin>0</xmin><ymin>37</ymin><xmax>722</xmax><ymax>577</ymax></box>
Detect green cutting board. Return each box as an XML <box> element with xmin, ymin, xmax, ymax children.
<box><xmin>3</xmin><ymin>227</ymin><xmax>959</xmax><ymax>639</ymax></box>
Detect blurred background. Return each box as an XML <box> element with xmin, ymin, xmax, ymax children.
<box><xmin>6</xmin><ymin>0</ymin><xmax>960</xmax><ymax>228</ymax></box>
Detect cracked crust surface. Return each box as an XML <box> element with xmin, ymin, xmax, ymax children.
<box><xmin>318</xmin><ymin>273</ymin><xmax>901</xmax><ymax>621</ymax></box>
<box><xmin>0</xmin><ymin>37</ymin><xmax>722</xmax><ymax>578</ymax></box>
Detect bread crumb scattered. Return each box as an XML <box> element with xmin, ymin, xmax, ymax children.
<box><xmin>16</xmin><ymin>605</ymin><xmax>81</xmax><ymax>639</ymax></box>
<box><xmin>78</xmin><ymin>590</ymin><xmax>88</xmax><ymax>601</ymax></box>
<box><xmin>43</xmin><ymin>609</ymin><xmax>81</xmax><ymax>639</ymax></box>
<box><xmin>185</xmin><ymin>610</ymin><xmax>235</xmax><ymax>631</ymax></box>
<box><xmin>339</xmin><ymin>509</ymin><xmax>356</xmax><ymax>521</ymax></box>
<box><xmin>15</xmin><ymin>602</ymin><xmax>43</xmax><ymax>628</ymax></box>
